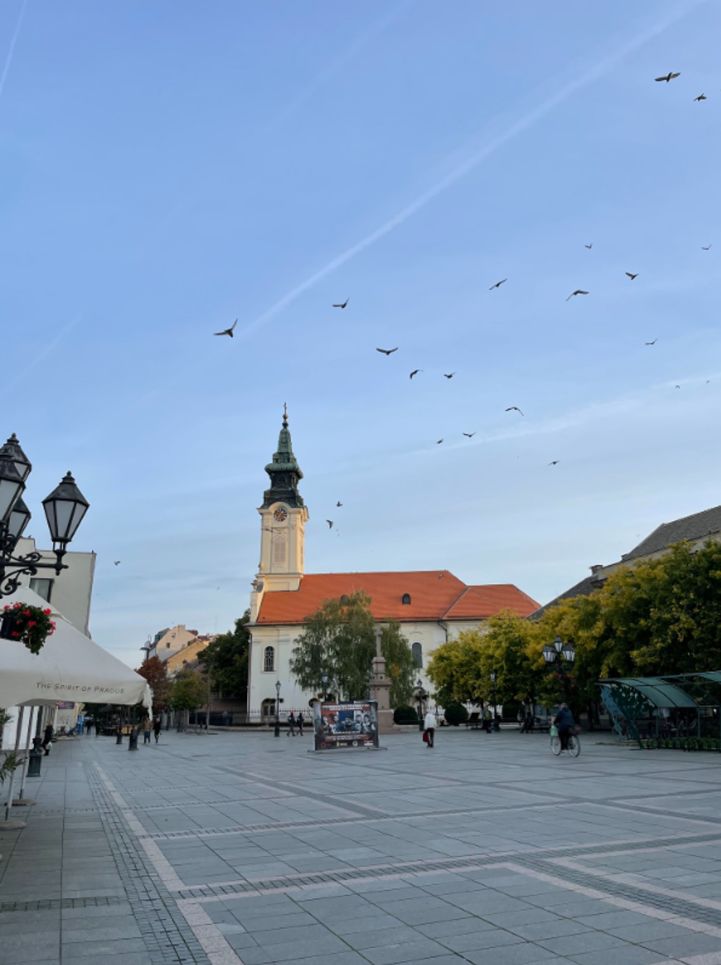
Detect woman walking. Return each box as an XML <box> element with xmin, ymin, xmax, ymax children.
<box><xmin>423</xmin><ymin>710</ymin><xmax>436</xmax><ymax>748</ymax></box>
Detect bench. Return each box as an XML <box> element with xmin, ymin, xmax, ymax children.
<box><xmin>466</xmin><ymin>712</ymin><xmax>482</xmax><ymax>729</ymax></box>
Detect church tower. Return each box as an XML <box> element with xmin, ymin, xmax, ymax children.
<box><xmin>250</xmin><ymin>406</ymin><xmax>308</xmax><ymax>618</ymax></box>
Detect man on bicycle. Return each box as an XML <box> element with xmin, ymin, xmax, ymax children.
<box><xmin>552</xmin><ymin>703</ymin><xmax>575</xmax><ymax>751</ymax></box>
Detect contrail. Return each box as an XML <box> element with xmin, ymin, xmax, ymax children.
<box><xmin>0</xmin><ymin>0</ymin><xmax>27</xmax><ymax>102</ymax></box>
<box><xmin>242</xmin><ymin>1</ymin><xmax>703</xmax><ymax>339</ymax></box>
<box><xmin>1</xmin><ymin>314</ymin><xmax>82</xmax><ymax>397</ymax></box>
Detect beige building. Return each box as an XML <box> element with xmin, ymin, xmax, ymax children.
<box><xmin>165</xmin><ymin>634</ymin><xmax>214</xmax><ymax>677</ymax></box>
<box><xmin>13</xmin><ymin>536</ymin><xmax>96</xmax><ymax>637</ymax></box>
<box><xmin>247</xmin><ymin>411</ymin><xmax>539</xmax><ymax>718</ymax></box>
<box><xmin>537</xmin><ymin>503</ymin><xmax>721</xmax><ymax>614</ymax></box>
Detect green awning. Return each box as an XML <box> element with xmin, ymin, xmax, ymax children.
<box><xmin>604</xmin><ymin>677</ymin><xmax>698</xmax><ymax>708</ymax></box>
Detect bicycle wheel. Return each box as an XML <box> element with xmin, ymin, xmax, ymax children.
<box><xmin>567</xmin><ymin>735</ymin><xmax>581</xmax><ymax>758</ymax></box>
<box><xmin>550</xmin><ymin>735</ymin><xmax>561</xmax><ymax>755</ymax></box>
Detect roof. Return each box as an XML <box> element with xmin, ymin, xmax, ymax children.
<box><xmin>623</xmin><ymin>504</ymin><xmax>721</xmax><ymax>561</ymax></box>
<box><xmin>530</xmin><ymin>573</ymin><xmax>605</xmax><ymax>619</ymax></box>
<box><xmin>255</xmin><ymin>571</ymin><xmax>540</xmax><ymax>625</ymax></box>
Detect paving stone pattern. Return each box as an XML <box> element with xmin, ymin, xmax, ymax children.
<box><xmin>3</xmin><ymin>729</ymin><xmax>721</xmax><ymax>964</ymax></box>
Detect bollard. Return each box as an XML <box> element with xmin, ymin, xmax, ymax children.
<box><xmin>26</xmin><ymin>738</ymin><xmax>43</xmax><ymax>778</ymax></box>
<box><xmin>128</xmin><ymin>728</ymin><xmax>139</xmax><ymax>751</ymax></box>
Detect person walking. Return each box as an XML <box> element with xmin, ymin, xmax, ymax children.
<box><xmin>287</xmin><ymin>712</ymin><xmax>296</xmax><ymax>736</ymax></box>
<box><xmin>42</xmin><ymin>723</ymin><xmax>54</xmax><ymax>756</ymax></box>
<box><xmin>142</xmin><ymin>717</ymin><xmax>152</xmax><ymax>745</ymax></box>
<box><xmin>296</xmin><ymin>712</ymin><xmax>304</xmax><ymax>736</ymax></box>
<box><xmin>423</xmin><ymin>709</ymin><xmax>436</xmax><ymax>748</ymax></box>
<box><xmin>152</xmin><ymin>717</ymin><xmax>161</xmax><ymax>743</ymax></box>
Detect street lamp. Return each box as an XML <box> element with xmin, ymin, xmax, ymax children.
<box><xmin>542</xmin><ymin>636</ymin><xmax>575</xmax><ymax>700</ymax></box>
<box><xmin>489</xmin><ymin>671</ymin><xmax>497</xmax><ymax>732</ymax></box>
<box><xmin>414</xmin><ymin>677</ymin><xmax>428</xmax><ymax>731</ymax></box>
<box><xmin>0</xmin><ymin>434</ymin><xmax>89</xmax><ymax>598</ymax></box>
<box><xmin>274</xmin><ymin>679</ymin><xmax>281</xmax><ymax>737</ymax></box>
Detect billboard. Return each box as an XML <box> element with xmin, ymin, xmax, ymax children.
<box><xmin>313</xmin><ymin>701</ymin><xmax>379</xmax><ymax>751</ymax></box>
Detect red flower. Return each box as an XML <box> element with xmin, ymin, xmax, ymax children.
<box><xmin>10</xmin><ymin>632</ymin><xmax>19</xmax><ymax>638</ymax></box>
<box><xmin>43</xmin><ymin>609</ymin><xmax>51</xmax><ymax>615</ymax></box>
<box><xmin>27</xmin><ymin>621</ymin><xmax>37</xmax><ymax>628</ymax></box>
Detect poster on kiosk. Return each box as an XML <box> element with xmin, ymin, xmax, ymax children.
<box><xmin>312</xmin><ymin>701</ymin><xmax>379</xmax><ymax>751</ymax></box>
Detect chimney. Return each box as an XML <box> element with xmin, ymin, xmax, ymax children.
<box><xmin>589</xmin><ymin>564</ymin><xmax>604</xmax><ymax>575</ymax></box>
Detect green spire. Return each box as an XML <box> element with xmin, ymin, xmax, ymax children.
<box><xmin>262</xmin><ymin>404</ymin><xmax>304</xmax><ymax>508</ymax></box>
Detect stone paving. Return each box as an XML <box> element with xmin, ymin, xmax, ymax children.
<box><xmin>3</xmin><ymin>728</ymin><xmax>721</xmax><ymax>964</ymax></box>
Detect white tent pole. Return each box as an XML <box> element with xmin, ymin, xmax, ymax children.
<box><xmin>3</xmin><ymin>705</ymin><xmax>24</xmax><ymax>821</ymax></box>
<box><xmin>17</xmin><ymin>706</ymin><xmax>35</xmax><ymax>801</ymax></box>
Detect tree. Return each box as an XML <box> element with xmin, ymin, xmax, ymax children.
<box><xmin>290</xmin><ymin>592</ymin><xmax>414</xmax><ymax>704</ymax></box>
<box><xmin>197</xmin><ymin>611</ymin><xmax>250</xmax><ymax>701</ymax></box>
<box><xmin>136</xmin><ymin>656</ymin><xmax>170</xmax><ymax>710</ymax></box>
<box><xmin>169</xmin><ymin>670</ymin><xmax>208</xmax><ymax>730</ymax></box>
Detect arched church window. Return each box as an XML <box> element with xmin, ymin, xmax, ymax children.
<box><xmin>402</xmin><ymin>593</ymin><xmax>412</xmax><ymax>605</ymax></box>
<box><xmin>263</xmin><ymin>646</ymin><xmax>275</xmax><ymax>672</ymax></box>
<box><xmin>412</xmin><ymin>642</ymin><xmax>423</xmax><ymax>668</ymax></box>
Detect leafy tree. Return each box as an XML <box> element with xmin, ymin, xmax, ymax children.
<box><xmin>426</xmin><ymin>630</ymin><xmax>487</xmax><ymax>706</ymax></box>
<box><xmin>290</xmin><ymin>592</ymin><xmax>414</xmax><ymax>704</ymax></box>
<box><xmin>197</xmin><ymin>611</ymin><xmax>250</xmax><ymax>701</ymax></box>
<box><xmin>169</xmin><ymin>670</ymin><xmax>207</xmax><ymax>712</ymax></box>
<box><xmin>136</xmin><ymin>656</ymin><xmax>170</xmax><ymax>709</ymax></box>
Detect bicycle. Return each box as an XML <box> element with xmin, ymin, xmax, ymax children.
<box><xmin>550</xmin><ymin>729</ymin><xmax>581</xmax><ymax>757</ymax></box>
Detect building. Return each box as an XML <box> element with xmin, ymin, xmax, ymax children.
<box><xmin>537</xmin><ymin>503</ymin><xmax>721</xmax><ymax>616</ymax></box>
<box><xmin>165</xmin><ymin>634</ymin><xmax>214</xmax><ymax>677</ymax></box>
<box><xmin>142</xmin><ymin>625</ymin><xmax>201</xmax><ymax>666</ymax></box>
<box><xmin>246</xmin><ymin>410</ymin><xmax>539</xmax><ymax>717</ymax></box>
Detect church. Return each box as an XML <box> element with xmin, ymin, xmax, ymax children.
<box><xmin>246</xmin><ymin>411</ymin><xmax>540</xmax><ymax>718</ymax></box>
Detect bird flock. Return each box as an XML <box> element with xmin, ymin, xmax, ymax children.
<box><xmin>208</xmin><ymin>67</ymin><xmax>714</xmax><ymax>535</ymax></box>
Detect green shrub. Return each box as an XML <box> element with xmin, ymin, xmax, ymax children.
<box><xmin>443</xmin><ymin>702</ymin><xmax>469</xmax><ymax>726</ymax></box>
<box><xmin>393</xmin><ymin>706</ymin><xmax>419</xmax><ymax>725</ymax></box>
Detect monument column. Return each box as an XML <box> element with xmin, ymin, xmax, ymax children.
<box><xmin>369</xmin><ymin>625</ymin><xmax>399</xmax><ymax>735</ymax></box>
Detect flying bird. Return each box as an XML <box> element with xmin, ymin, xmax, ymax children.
<box><xmin>645</xmin><ymin>338</ymin><xmax>657</xmax><ymax>346</ymax></box>
<box><xmin>654</xmin><ymin>71</ymin><xmax>680</xmax><ymax>82</ymax></box>
<box><xmin>674</xmin><ymin>385</ymin><xmax>681</xmax><ymax>389</ymax></box>
<box><xmin>702</xmin><ymin>244</ymin><xmax>712</xmax><ymax>251</ymax></box>
<box><xmin>462</xmin><ymin>432</ymin><xmax>476</xmax><ymax>438</ymax></box>
<box><xmin>409</xmin><ymin>369</ymin><xmax>422</xmax><ymax>379</ymax></box>
<box><xmin>326</xmin><ymin>519</ymin><xmax>334</xmax><ymax>529</ymax></box>
<box><xmin>584</xmin><ymin>243</ymin><xmax>593</xmax><ymax>250</ymax></box>
<box><xmin>625</xmin><ymin>272</ymin><xmax>639</xmax><ymax>280</ymax></box>
<box><xmin>113</xmin><ymin>560</ymin><xmax>121</xmax><ymax>566</ymax></box>
<box><xmin>548</xmin><ymin>460</ymin><xmax>560</xmax><ymax>466</ymax></box>
<box><xmin>332</xmin><ymin>298</ymin><xmax>349</xmax><ymax>309</ymax></box>
<box><xmin>489</xmin><ymin>278</ymin><xmax>507</xmax><ymax>290</ymax></box>
<box><xmin>566</xmin><ymin>289</ymin><xmax>590</xmax><ymax>301</ymax></box>
<box><xmin>376</xmin><ymin>347</ymin><xmax>398</xmax><ymax>355</ymax></box>
<box><xmin>436</xmin><ymin>439</ymin><xmax>444</xmax><ymax>445</ymax></box>
<box><xmin>694</xmin><ymin>94</ymin><xmax>707</xmax><ymax>102</ymax></box>
<box><xmin>336</xmin><ymin>501</ymin><xmax>343</xmax><ymax>507</ymax></box>
<box><xmin>505</xmin><ymin>406</ymin><xmax>524</xmax><ymax>416</ymax></box>
<box><xmin>213</xmin><ymin>319</ymin><xmax>237</xmax><ymax>337</ymax></box>
<box><xmin>443</xmin><ymin>373</ymin><xmax>455</xmax><ymax>379</ymax></box>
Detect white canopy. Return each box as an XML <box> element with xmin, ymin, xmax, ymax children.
<box><xmin>0</xmin><ymin>587</ymin><xmax>151</xmax><ymax>710</ymax></box>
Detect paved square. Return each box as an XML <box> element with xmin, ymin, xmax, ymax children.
<box><xmin>3</xmin><ymin>728</ymin><xmax>721</xmax><ymax>963</ymax></box>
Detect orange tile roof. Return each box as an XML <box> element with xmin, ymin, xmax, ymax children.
<box><xmin>255</xmin><ymin>571</ymin><xmax>539</xmax><ymax>625</ymax></box>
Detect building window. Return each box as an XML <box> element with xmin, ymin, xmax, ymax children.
<box><xmin>263</xmin><ymin>646</ymin><xmax>275</xmax><ymax>672</ymax></box>
<box><xmin>402</xmin><ymin>593</ymin><xmax>411</xmax><ymax>605</ymax></box>
<box><xmin>261</xmin><ymin>698</ymin><xmax>276</xmax><ymax>719</ymax></box>
<box><xmin>166</xmin><ymin>642</ymin><xmax>171</xmax><ymax>648</ymax></box>
<box><xmin>412</xmin><ymin>642</ymin><xmax>423</xmax><ymax>668</ymax></box>
<box><xmin>29</xmin><ymin>578</ymin><xmax>53</xmax><ymax>603</ymax></box>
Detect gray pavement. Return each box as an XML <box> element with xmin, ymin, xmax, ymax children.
<box><xmin>3</xmin><ymin>728</ymin><xmax>721</xmax><ymax>964</ymax></box>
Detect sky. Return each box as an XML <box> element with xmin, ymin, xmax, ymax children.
<box><xmin>1</xmin><ymin>0</ymin><xmax>720</xmax><ymax>669</ymax></box>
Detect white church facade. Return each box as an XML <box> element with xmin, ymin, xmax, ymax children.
<box><xmin>246</xmin><ymin>410</ymin><xmax>539</xmax><ymax>717</ymax></box>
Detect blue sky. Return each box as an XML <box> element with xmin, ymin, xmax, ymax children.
<box><xmin>2</xmin><ymin>0</ymin><xmax>720</xmax><ymax>668</ymax></box>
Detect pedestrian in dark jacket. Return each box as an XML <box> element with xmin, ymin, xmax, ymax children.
<box><xmin>296</xmin><ymin>713</ymin><xmax>304</xmax><ymax>736</ymax></box>
<box><xmin>553</xmin><ymin>704</ymin><xmax>575</xmax><ymax>750</ymax></box>
<box><xmin>42</xmin><ymin>724</ymin><xmax>54</xmax><ymax>756</ymax></box>
<box><xmin>153</xmin><ymin>718</ymin><xmax>161</xmax><ymax>743</ymax></box>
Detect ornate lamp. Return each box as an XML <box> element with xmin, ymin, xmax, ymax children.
<box><xmin>0</xmin><ymin>452</ymin><xmax>24</xmax><ymax>523</ymax></box>
<box><xmin>0</xmin><ymin>433</ymin><xmax>31</xmax><ymax>482</ymax></box>
<box><xmin>42</xmin><ymin>472</ymin><xmax>89</xmax><ymax>551</ymax></box>
<box><xmin>561</xmin><ymin>640</ymin><xmax>576</xmax><ymax>663</ymax></box>
<box><xmin>542</xmin><ymin>644</ymin><xmax>556</xmax><ymax>664</ymax></box>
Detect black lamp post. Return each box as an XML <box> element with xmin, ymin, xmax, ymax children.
<box><xmin>414</xmin><ymin>677</ymin><xmax>428</xmax><ymax>731</ymax></box>
<box><xmin>490</xmin><ymin>671</ymin><xmax>497</xmax><ymax>732</ymax></box>
<box><xmin>274</xmin><ymin>679</ymin><xmax>281</xmax><ymax>737</ymax></box>
<box><xmin>542</xmin><ymin>636</ymin><xmax>576</xmax><ymax>701</ymax></box>
<box><xmin>0</xmin><ymin>434</ymin><xmax>89</xmax><ymax>597</ymax></box>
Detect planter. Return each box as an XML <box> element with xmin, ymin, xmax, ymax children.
<box><xmin>0</xmin><ymin>612</ymin><xmax>18</xmax><ymax>641</ymax></box>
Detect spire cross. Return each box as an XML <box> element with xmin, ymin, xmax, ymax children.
<box><xmin>282</xmin><ymin>402</ymin><xmax>288</xmax><ymax>427</ymax></box>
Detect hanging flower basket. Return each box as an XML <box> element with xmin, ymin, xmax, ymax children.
<box><xmin>1</xmin><ymin>602</ymin><xmax>57</xmax><ymax>655</ymax></box>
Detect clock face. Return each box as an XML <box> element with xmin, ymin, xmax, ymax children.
<box><xmin>273</xmin><ymin>507</ymin><xmax>288</xmax><ymax>522</ymax></box>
